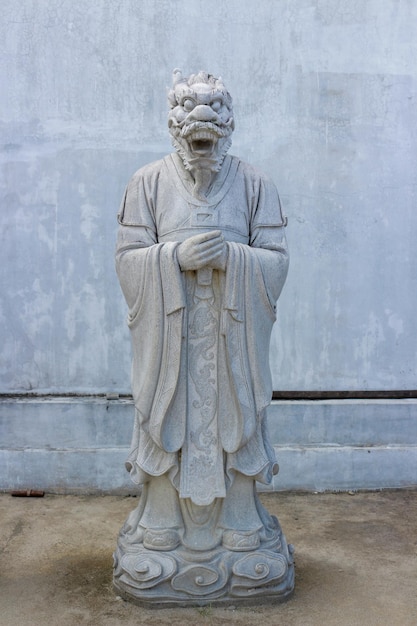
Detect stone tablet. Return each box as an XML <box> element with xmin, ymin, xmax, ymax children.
<box><xmin>113</xmin><ymin>70</ymin><xmax>294</xmax><ymax>606</ymax></box>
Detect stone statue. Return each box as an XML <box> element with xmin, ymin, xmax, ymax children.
<box><xmin>113</xmin><ymin>70</ymin><xmax>294</xmax><ymax>606</ymax></box>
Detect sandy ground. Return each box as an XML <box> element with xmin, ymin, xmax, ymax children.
<box><xmin>0</xmin><ymin>490</ymin><xmax>416</xmax><ymax>626</ymax></box>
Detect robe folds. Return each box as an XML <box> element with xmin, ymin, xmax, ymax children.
<box><xmin>116</xmin><ymin>153</ymin><xmax>289</xmax><ymax>507</ymax></box>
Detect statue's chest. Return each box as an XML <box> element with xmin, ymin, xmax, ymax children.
<box><xmin>154</xmin><ymin>180</ymin><xmax>251</xmax><ymax>244</ymax></box>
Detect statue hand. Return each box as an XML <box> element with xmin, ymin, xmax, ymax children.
<box><xmin>177</xmin><ymin>230</ymin><xmax>227</xmax><ymax>271</ymax></box>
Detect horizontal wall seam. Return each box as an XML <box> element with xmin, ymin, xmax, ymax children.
<box><xmin>1</xmin><ymin>391</ymin><xmax>417</xmax><ymax>401</ymax></box>
<box><xmin>273</xmin><ymin>444</ymin><xmax>417</xmax><ymax>450</ymax></box>
<box><xmin>2</xmin><ymin>444</ymin><xmax>417</xmax><ymax>452</ymax></box>
<box><xmin>0</xmin><ymin>446</ymin><xmax>130</xmax><ymax>452</ymax></box>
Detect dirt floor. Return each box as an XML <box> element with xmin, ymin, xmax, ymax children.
<box><xmin>0</xmin><ymin>490</ymin><xmax>416</xmax><ymax>626</ymax></box>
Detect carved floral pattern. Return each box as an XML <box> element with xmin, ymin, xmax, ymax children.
<box><xmin>172</xmin><ymin>564</ymin><xmax>227</xmax><ymax>596</ymax></box>
<box><xmin>181</xmin><ymin>291</ymin><xmax>226</xmax><ymax>504</ymax></box>
<box><xmin>114</xmin><ymin>542</ymin><xmax>294</xmax><ymax>603</ymax></box>
<box><xmin>117</xmin><ymin>551</ymin><xmax>176</xmax><ymax>590</ymax></box>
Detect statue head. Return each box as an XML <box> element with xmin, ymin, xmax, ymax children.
<box><xmin>167</xmin><ymin>70</ymin><xmax>235</xmax><ymax>172</ymax></box>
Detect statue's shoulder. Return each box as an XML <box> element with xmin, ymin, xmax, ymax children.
<box><xmin>230</xmin><ymin>155</ymin><xmax>277</xmax><ymax>189</ymax></box>
<box><xmin>128</xmin><ymin>157</ymin><xmax>168</xmax><ymax>185</ymax></box>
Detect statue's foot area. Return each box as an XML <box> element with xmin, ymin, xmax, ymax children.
<box><xmin>113</xmin><ymin>530</ymin><xmax>294</xmax><ymax>607</ymax></box>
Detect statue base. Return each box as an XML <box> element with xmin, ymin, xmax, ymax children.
<box><xmin>113</xmin><ymin>517</ymin><xmax>294</xmax><ymax>607</ymax></box>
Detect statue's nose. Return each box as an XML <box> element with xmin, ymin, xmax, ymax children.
<box><xmin>186</xmin><ymin>104</ymin><xmax>218</xmax><ymax>123</ymax></box>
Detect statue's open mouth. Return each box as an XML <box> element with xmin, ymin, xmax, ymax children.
<box><xmin>191</xmin><ymin>139</ymin><xmax>215</xmax><ymax>155</ymax></box>
<box><xmin>182</xmin><ymin>122</ymin><xmax>225</xmax><ymax>156</ymax></box>
<box><xmin>190</xmin><ymin>132</ymin><xmax>218</xmax><ymax>156</ymax></box>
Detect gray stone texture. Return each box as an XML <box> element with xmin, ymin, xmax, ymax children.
<box><xmin>111</xmin><ymin>70</ymin><xmax>294</xmax><ymax>605</ymax></box>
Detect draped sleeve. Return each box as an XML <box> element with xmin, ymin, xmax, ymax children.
<box><xmin>115</xmin><ymin>162</ymin><xmax>186</xmax><ymax>458</ymax></box>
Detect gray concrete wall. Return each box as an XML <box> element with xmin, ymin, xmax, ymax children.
<box><xmin>1</xmin><ymin>1</ymin><xmax>416</xmax><ymax>492</ymax></box>
<box><xmin>1</xmin><ymin>397</ymin><xmax>416</xmax><ymax>493</ymax></box>
<box><xmin>1</xmin><ymin>0</ymin><xmax>416</xmax><ymax>394</ymax></box>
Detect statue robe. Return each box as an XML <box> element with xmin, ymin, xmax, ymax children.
<box><xmin>116</xmin><ymin>152</ymin><xmax>289</xmax><ymax>508</ymax></box>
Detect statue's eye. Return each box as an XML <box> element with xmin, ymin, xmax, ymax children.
<box><xmin>211</xmin><ymin>100</ymin><xmax>222</xmax><ymax>112</ymax></box>
<box><xmin>182</xmin><ymin>98</ymin><xmax>195</xmax><ymax>111</ymax></box>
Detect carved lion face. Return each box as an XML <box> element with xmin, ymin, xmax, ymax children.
<box><xmin>167</xmin><ymin>70</ymin><xmax>235</xmax><ymax>171</ymax></box>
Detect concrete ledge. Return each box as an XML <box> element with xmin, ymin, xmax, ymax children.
<box><xmin>1</xmin><ymin>397</ymin><xmax>416</xmax><ymax>493</ymax></box>
<box><xmin>267</xmin><ymin>399</ymin><xmax>417</xmax><ymax>445</ymax></box>
<box><xmin>271</xmin><ymin>445</ymin><xmax>417</xmax><ymax>492</ymax></box>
